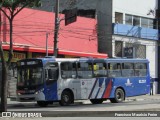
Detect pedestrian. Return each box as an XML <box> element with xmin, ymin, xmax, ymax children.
<box><xmin>150</xmin><ymin>77</ymin><xmax>153</xmax><ymax>95</ymax></box>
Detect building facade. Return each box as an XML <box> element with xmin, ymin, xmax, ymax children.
<box><xmin>111</xmin><ymin>0</ymin><xmax>158</xmax><ymax>94</ymax></box>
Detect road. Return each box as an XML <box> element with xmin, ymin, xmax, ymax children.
<box><xmin>3</xmin><ymin>94</ymin><xmax>160</xmax><ymax>117</ymax></box>
<box><xmin>1</xmin><ymin>95</ymin><xmax>160</xmax><ymax>119</ymax></box>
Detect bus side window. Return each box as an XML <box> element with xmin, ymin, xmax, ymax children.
<box><xmin>61</xmin><ymin>62</ymin><xmax>77</xmax><ymax>79</ymax></box>
<box><xmin>93</xmin><ymin>62</ymin><xmax>107</xmax><ymax>77</ymax></box>
<box><xmin>135</xmin><ymin>63</ymin><xmax>147</xmax><ymax>77</ymax></box>
<box><xmin>77</xmin><ymin>62</ymin><xmax>93</xmax><ymax>79</ymax></box>
<box><xmin>45</xmin><ymin>63</ymin><xmax>59</xmax><ymax>82</ymax></box>
<box><xmin>46</xmin><ymin>68</ymin><xmax>58</xmax><ymax>81</ymax></box>
<box><xmin>122</xmin><ymin>63</ymin><xmax>134</xmax><ymax>77</ymax></box>
<box><xmin>108</xmin><ymin>63</ymin><xmax>121</xmax><ymax>77</ymax></box>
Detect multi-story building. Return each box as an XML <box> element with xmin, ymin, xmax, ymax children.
<box><xmin>39</xmin><ymin>0</ymin><xmax>159</xmax><ymax>94</ymax></box>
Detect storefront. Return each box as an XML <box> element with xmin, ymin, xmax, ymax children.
<box><xmin>0</xmin><ymin>51</ymin><xmax>27</xmax><ymax>77</ymax></box>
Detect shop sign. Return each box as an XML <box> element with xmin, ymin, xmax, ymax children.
<box><xmin>0</xmin><ymin>51</ymin><xmax>26</xmax><ymax>62</ymax></box>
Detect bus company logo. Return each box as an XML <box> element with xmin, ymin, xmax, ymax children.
<box><xmin>125</xmin><ymin>79</ymin><xmax>132</xmax><ymax>86</ymax></box>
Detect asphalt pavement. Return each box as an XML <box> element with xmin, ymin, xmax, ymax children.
<box><xmin>7</xmin><ymin>94</ymin><xmax>160</xmax><ymax>105</ymax></box>
<box><xmin>1</xmin><ymin>94</ymin><xmax>160</xmax><ymax>118</ymax></box>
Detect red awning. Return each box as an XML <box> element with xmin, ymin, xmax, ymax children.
<box><xmin>2</xmin><ymin>44</ymin><xmax>107</xmax><ymax>58</ymax></box>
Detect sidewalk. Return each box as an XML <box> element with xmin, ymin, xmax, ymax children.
<box><xmin>126</xmin><ymin>94</ymin><xmax>160</xmax><ymax>101</ymax></box>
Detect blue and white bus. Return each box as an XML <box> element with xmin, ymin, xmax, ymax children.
<box><xmin>16</xmin><ymin>57</ymin><xmax>150</xmax><ymax>107</ymax></box>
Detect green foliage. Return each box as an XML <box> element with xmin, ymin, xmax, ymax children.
<box><xmin>0</xmin><ymin>0</ymin><xmax>41</xmax><ymax>10</ymax></box>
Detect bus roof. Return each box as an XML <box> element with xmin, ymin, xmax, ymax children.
<box><xmin>105</xmin><ymin>58</ymin><xmax>149</xmax><ymax>63</ymax></box>
<box><xmin>18</xmin><ymin>57</ymin><xmax>149</xmax><ymax>64</ymax></box>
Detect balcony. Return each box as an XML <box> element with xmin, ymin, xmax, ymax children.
<box><xmin>113</xmin><ymin>23</ymin><xmax>158</xmax><ymax>40</ymax></box>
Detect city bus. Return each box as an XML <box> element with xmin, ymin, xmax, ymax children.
<box><xmin>16</xmin><ymin>57</ymin><xmax>150</xmax><ymax>107</ymax></box>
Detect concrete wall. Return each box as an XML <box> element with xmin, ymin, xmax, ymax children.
<box><xmin>113</xmin><ymin>24</ymin><xmax>158</xmax><ymax>40</ymax></box>
<box><xmin>39</xmin><ymin>0</ymin><xmax>97</xmax><ymax>12</ymax></box>
<box><xmin>113</xmin><ymin>0</ymin><xmax>157</xmax><ymax>23</ymax></box>
<box><xmin>97</xmin><ymin>0</ymin><xmax>113</xmax><ymax>57</ymax></box>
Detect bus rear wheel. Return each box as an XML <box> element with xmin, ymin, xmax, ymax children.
<box><xmin>90</xmin><ymin>99</ymin><xmax>104</xmax><ymax>104</ymax></box>
<box><xmin>37</xmin><ymin>101</ymin><xmax>49</xmax><ymax>107</ymax></box>
<box><xmin>59</xmin><ymin>91</ymin><xmax>73</xmax><ymax>106</ymax></box>
<box><xmin>110</xmin><ymin>88</ymin><xmax>125</xmax><ymax>103</ymax></box>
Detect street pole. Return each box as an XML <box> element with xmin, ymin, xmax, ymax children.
<box><xmin>53</xmin><ymin>0</ymin><xmax>59</xmax><ymax>57</ymax></box>
<box><xmin>157</xmin><ymin>1</ymin><xmax>160</xmax><ymax>94</ymax></box>
<box><xmin>46</xmin><ymin>32</ymin><xmax>48</xmax><ymax>56</ymax></box>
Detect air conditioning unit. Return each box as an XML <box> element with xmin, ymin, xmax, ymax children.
<box><xmin>124</xmin><ymin>47</ymin><xmax>135</xmax><ymax>58</ymax></box>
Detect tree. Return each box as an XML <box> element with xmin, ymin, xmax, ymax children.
<box><xmin>0</xmin><ymin>0</ymin><xmax>41</xmax><ymax>112</ymax></box>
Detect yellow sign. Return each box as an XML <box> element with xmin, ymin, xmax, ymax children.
<box><xmin>65</xmin><ymin>55</ymin><xmax>77</xmax><ymax>58</ymax></box>
<box><xmin>0</xmin><ymin>51</ymin><xmax>26</xmax><ymax>62</ymax></box>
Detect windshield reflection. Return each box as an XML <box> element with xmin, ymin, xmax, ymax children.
<box><xmin>17</xmin><ymin>67</ymin><xmax>43</xmax><ymax>86</ymax></box>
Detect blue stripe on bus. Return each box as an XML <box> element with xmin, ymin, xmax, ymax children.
<box><xmin>88</xmin><ymin>79</ymin><xmax>98</xmax><ymax>99</ymax></box>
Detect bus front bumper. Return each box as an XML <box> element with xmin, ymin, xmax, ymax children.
<box><xmin>16</xmin><ymin>92</ymin><xmax>45</xmax><ymax>102</ymax></box>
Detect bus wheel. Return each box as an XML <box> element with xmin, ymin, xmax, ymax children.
<box><xmin>37</xmin><ymin>101</ymin><xmax>49</xmax><ymax>107</ymax></box>
<box><xmin>90</xmin><ymin>99</ymin><xmax>103</xmax><ymax>104</ymax></box>
<box><xmin>59</xmin><ymin>91</ymin><xmax>73</xmax><ymax>106</ymax></box>
<box><xmin>110</xmin><ymin>88</ymin><xmax>125</xmax><ymax>103</ymax></box>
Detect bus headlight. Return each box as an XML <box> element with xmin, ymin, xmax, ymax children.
<box><xmin>17</xmin><ymin>90</ymin><xmax>25</xmax><ymax>95</ymax></box>
<box><xmin>35</xmin><ymin>88</ymin><xmax>44</xmax><ymax>94</ymax></box>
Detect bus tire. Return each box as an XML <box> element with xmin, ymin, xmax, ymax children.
<box><xmin>37</xmin><ymin>101</ymin><xmax>49</xmax><ymax>107</ymax></box>
<box><xmin>110</xmin><ymin>88</ymin><xmax>125</xmax><ymax>103</ymax></box>
<box><xmin>90</xmin><ymin>99</ymin><xmax>103</xmax><ymax>104</ymax></box>
<box><xmin>59</xmin><ymin>91</ymin><xmax>73</xmax><ymax>106</ymax></box>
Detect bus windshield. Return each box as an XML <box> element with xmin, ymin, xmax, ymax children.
<box><xmin>17</xmin><ymin>67</ymin><xmax>43</xmax><ymax>87</ymax></box>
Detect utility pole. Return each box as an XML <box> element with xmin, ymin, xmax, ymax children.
<box><xmin>53</xmin><ymin>0</ymin><xmax>59</xmax><ymax>57</ymax></box>
<box><xmin>157</xmin><ymin>0</ymin><xmax>160</xmax><ymax>94</ymax></box>
<box><xmin>46</xmin><ymin>32</ymin><xmax>49</xmax><ymax>56</ymax></box>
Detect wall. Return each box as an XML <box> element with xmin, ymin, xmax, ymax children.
<box><xmin>97</xmin><ymin>0</ymin><xmax>113</xmax><ymax>57</ymax></box>
<box><xmin>39</xmin><ymin>0</ymin><xmax>97</xmax><ymax>12</ymax></box>
<box><xmin>113</xmin><ymin>23</ymin><xmax>158</xmax><ymax>40</ymax></box>
<box><xmin>113</xmin><ymin>0</ymin><xmax>157</xmax><ymax>23</ymax></box>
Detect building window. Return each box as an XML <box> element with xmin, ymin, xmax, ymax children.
<box><xmin>125</xmin><ymin>14</ymin><xmax>154</xmax><ymax>29</ymax></box>
<box><xmin>125</xmin><ymin>43</ymin><xmax>146</xmax><ymax>59</ymax></box>
<box><xmin>135</xmin><ymin>44</ymin><xmax>146</xmax><ymax>59</ymax></box>
<box><xmin>133</xmin><ymin>16</ymin><xmax>140</xmax><ymax>26</ymax></box>
<box><xmin>115</xmin><ymin>12</ymin><xmax>123</xmax><ymax>24</ymax></box>
<box><xmin>148</xmin><ymin>19</ymin><xmax>154</xmax><ymax>29</ymax></box>
<box><xmin>125</xmin><ymin>14</ymin><xmax>132</xmax><ymax>25</ymax></box>
<box><xmin>115</xmin><ymin>41</ymin><xmax>123</xmax><ymax>57</ymax></box>
<box><xmin>141</xmin><ymin>17</ymin><xmax>148</xmax><ymax>28</ymax></box>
